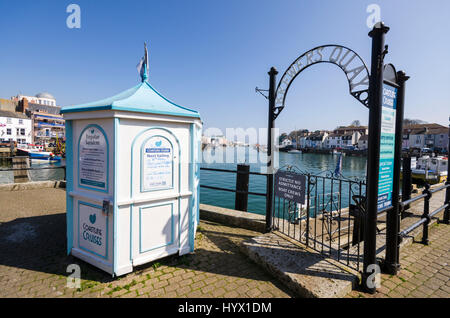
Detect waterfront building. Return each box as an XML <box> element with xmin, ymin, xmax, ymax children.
<box><xmin>341</xmin><ymin>131</ymin><xmax>361</xmax><ymax>148</ymax></box>
<box><xmin>305</xmin><ymin>131</ymin><xmax>328</xmax><ymax>149</ymax></box>
<box><xmin>13</xmin><ymin>93</ymin><xmax>65</xmax><ymax>145</ymax></box>
<box><xmin>357</xmin><ymin>134</ymin><xmax>369</xmax><ymax>150</ymax></box>
<box><xmin>325</xmin><ymin>133</ymin><xmax>341</xmax><ymax>149</ymax></box>
<box><xmin>281</xmin><ymin>138</ymin><xmax>293</xmax><ymax>147</ymax></box>
<box><xmin>299</xmin><ymin>136</ymin><xmax>308</xmax><ymax>149</ymax></box>
<box><xmin>402</xmin><ymin>123</ymin><xmax>448</xmax><ymax>152</ymax></box>
<box><xmin>213</xmin><ymin>135</ymin><xmax>228</xmax><ymax>146</ymax></box>
<box><xmin>324</xmin><ymin>131</ymin><xmax>361</xmax><ymax>149</ymax></box>
<box><xmin>11</xmin><ymin>92</ymin><xmax>57</xmax><ymax>106</ymax></box>
<box><xmin>0</xmin><ymin>110</ymin><xmax>32</xmax><ymax>144</ymax></box>
<box><xmin>201</xmin><ymin>135</ymin><xmax>211</xmax><ymax>146</ymax></box>
<box><xmin>334</xmin><ymin>125</ymin><xmax>368</xmax><ymax>136</ymax></box>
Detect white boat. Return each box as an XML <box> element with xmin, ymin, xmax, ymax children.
<box><xmin>288</xmin><ymin>149</ymin><xmax>302</xmax><ymax>154</ymax></box>
<box><xmin>410</xmin><ymin>155</ymin><xmax>448</xmax><ymax>184</ymax></box>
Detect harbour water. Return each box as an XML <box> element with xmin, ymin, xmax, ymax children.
<box><xmin>201</xmin><ymin>146</ymin><xmax>367</xmax><ymax>215</ymax></box>
<box><xmin>0</xmin><ymin>148</ymin><xmax>367</xmax><ymax>216</ymax></box>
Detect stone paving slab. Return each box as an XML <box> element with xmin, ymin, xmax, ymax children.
<box><xmin>0</xmin><ymin>188</ymin><xmax>294</xmax><ymax>298</ymax></box>
<box><xmin>240</xmin><ymin>231</ymin><xmax>358</xmax><ymax>298</ymax></box>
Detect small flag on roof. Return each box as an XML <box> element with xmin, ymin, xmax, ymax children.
<box><xmin>137</xmin><ymin>42</ymin><xmax>149</xmax><ymax>82</ymax></box>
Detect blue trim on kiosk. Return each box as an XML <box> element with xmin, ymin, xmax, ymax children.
<box><xmin>66</xmin><ymin>120</ymin><xmax>74</xmax><ymax>255</ymax></box>
<box><xmin>189</xmin><ymin>124</ymin><xmax>195</xmax><ymax>252</ymax></box>
<box><xmin>77</xmin><ymin>124</ymin><xmax>110</xmax><ymax>193</ymax></box>
<box><xmin>113</xmin><ymin>118</ymin><xmax>119</xmax><ymax>276</ymax></box>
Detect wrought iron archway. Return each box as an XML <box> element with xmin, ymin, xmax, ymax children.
<box><xmin>273</xmin><ymin>44</ymin><xmax>370</xmax><ymax>120</ymax></box>
<box><xmin>263</xmin><ymin>23</ymin><xmax>410</xmax><ymax>293</ymax></box>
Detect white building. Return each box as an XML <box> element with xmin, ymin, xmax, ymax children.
<box><xmin>306</xmin><ymin>132</ymin><xmax>328</xmax><ymax>149</ymax></box>
<box><xmin>299</xmin><ymin>136</ymin><xmax>308</xmax><ymax>149</ymax></box>
<box><xmin>12</xmin><ymin>92</ymin><xmax>57</xmax><ymax>106</ymax></box>
<box><xmin>325</xmin><ymin>131</ymin><xmax>361</xmax><ymax>149</ymax></box>
<box><xmin>357</xmin><ymin>135</ymin><xmax>369</xmax><ymax>150</ymax></box>
<box><xmin>403</xmin><ymin>124</ymin><xmax>448</xmax><ymax>152</ymax></box>
<box><xmin>0</xmin><ymin>110</ymin><xmax>32</xmax><ymax>144</ymax></box>
<box><xmin>210</xmin><ymin>135</ymin><xmax>228</xmax><ymax>146</ymax></box>
<box><xmin>325</xmin><ymin>133</ymin><xmax>341</xmax><ymax>149</ymax></box>
<box><xmin>341</xmin><ymin>131</ymin><xmax>361</xmax><ymax>148</ymax></box>
<box><xmin>281</xmin><ymin>138</ymin><xmax>293</xmax><ymax>147</ymax></box>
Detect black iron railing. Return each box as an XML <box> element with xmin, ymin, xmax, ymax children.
<box><xmin>272</xmin><ymin>170</ymin><xmax>367</xmax><ymax>271</ymax></box>
<box><xmin>200</xmin><ymin>165</ymin><xmax>268</xmax><ymax>212</ymax></box>
<box><xmin>399</xmin><ymin>182</ymin><xmax>450</xmax><ymax>244</ymax></box>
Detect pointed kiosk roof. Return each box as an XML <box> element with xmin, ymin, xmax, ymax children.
<box><xmin>60</xmin><ymin>80</ymin><xmax>200</xmax><ymax>118</ymax></box>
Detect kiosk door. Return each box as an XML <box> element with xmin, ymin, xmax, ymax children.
<box><xmin>130</xmin><ymin>128</ymin><xmax>181</xmax><ymax>265</ymax></box>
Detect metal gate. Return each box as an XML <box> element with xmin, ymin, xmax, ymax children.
<box><xmin>272</xmin><ymin>166</ymin><xmax>366</xmax><ymax>271</ymax></box>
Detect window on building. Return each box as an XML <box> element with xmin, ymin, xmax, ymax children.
<box><xmin>6</xmin><ymin>129</ymin><xmax>11</xmax><ymax>135</ymax></box>
<box><xmin>6</xmin><ymin>118</ymin><xmax>12</xmax><ymax>124</ymax></box>
<box><xmin>20</xmin><ymin>129</ymin><xmax>25</xmax><ymax>136</ymax></box>
<box><xmin>18</xmin><ymin>119</ymin><xmax>23</xmax><ymax>125</ymax></box>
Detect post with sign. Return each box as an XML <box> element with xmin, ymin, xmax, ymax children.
<box><xmin>384</xmin><ymin>70</ymin><xmax>409</xmax><ymax>274</ymax></box>
<box><xmin>362</xmin><ymin>22</ymin><xmax>389</xmax><ymax>294</ymax></box>
<box><xmin>266</xmin><ymin>67</ymin><xmax>278</xmax><ymax>232</ymax></box>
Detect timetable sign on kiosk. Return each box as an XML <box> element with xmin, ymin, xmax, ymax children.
<box><xmin>142</xmin><ymin>136</ymin><xmax>174</xmax><ymax>191</ymax></box>
<box><xmin>378</xmin><ymin>83</ymin><xmax>397</xmax><ymax>210</ymax></box>
<box><xmin>79</xmin><ymin>126</ymin><xmax>107</xmax><ymax>191</ymax></box>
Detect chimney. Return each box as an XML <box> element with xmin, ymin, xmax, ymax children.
<box><xmin>21</xmin><ymin>98</ymin><xmax>28</xmax><ymax>114</ymax></box>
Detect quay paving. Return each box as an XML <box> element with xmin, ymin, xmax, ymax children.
<box><xmin>271</xmin><ymin>186</ymin><xmax>447</xmax><ymax>272</ymax></box>
<box><xmin>346</xmin><ymin>221</ymin><xmax>450</xmax><ymax>298</ymax></box>
<box><xmin>0</xmin><ymin>187</ymin><xmax>449</xmax><ymax>298</ymax></box>
<box><xmin>0</xmin><ymin>188</ymin><xmax>293</xmax><ymax>298</ymax></box>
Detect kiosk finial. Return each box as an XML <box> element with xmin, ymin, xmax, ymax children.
<box><xmin>137</xmin><ymin>42</ymin><xmax>149</xmax><ymax>82</ymax></box>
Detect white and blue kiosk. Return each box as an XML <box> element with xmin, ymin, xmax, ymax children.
<box><xmin>61</xmin><ymin>57</ymin><xmax>202</xmax><ymax>276</ymax></box>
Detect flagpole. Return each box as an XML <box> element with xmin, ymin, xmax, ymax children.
<box><xmin>143</xmin><ymin>42</ymin><xmax>148</xmax><ymax>82</ymax></box>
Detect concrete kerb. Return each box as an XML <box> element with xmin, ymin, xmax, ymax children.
<box><xmin>200</xmin><ymin>204</ymin><xmax>266</xmax><ymax>233</ymax></box>
<box><xmin>0</xmin><ymin>180</ymin><xmax>66</xmax><ymax>191</ymax></box>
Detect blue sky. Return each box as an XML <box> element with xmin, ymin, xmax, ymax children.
<box><xmin>0</xmin><ymin>0</ymin><xmax>449</xmax><ymax>138</ymax></box>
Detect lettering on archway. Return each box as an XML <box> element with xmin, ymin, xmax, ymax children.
<box><xmin>275</xmin><ymin>45</ymin><xmax>370</xmax><ymax>118</ymax></box>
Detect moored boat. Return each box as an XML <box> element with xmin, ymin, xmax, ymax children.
<box><xmin>402</xmin><ymin>155</ymin><xmax>448</xmax><ymax>184</ymax></box>
<box><xmin>17</xmin><ymin>144</ymin><xmax>62</xmax><ymax>163</ymax></box>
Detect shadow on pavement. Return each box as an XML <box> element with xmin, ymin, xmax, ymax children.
<box><xmin>0</xmin><ymin>214</ymin><xmax>294</xmax><ymax>297</ymax></box>
<box><xmin>0</xmin><ymin>213</ymin><xmax>113</xmax><ymax>284</ymax></box>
